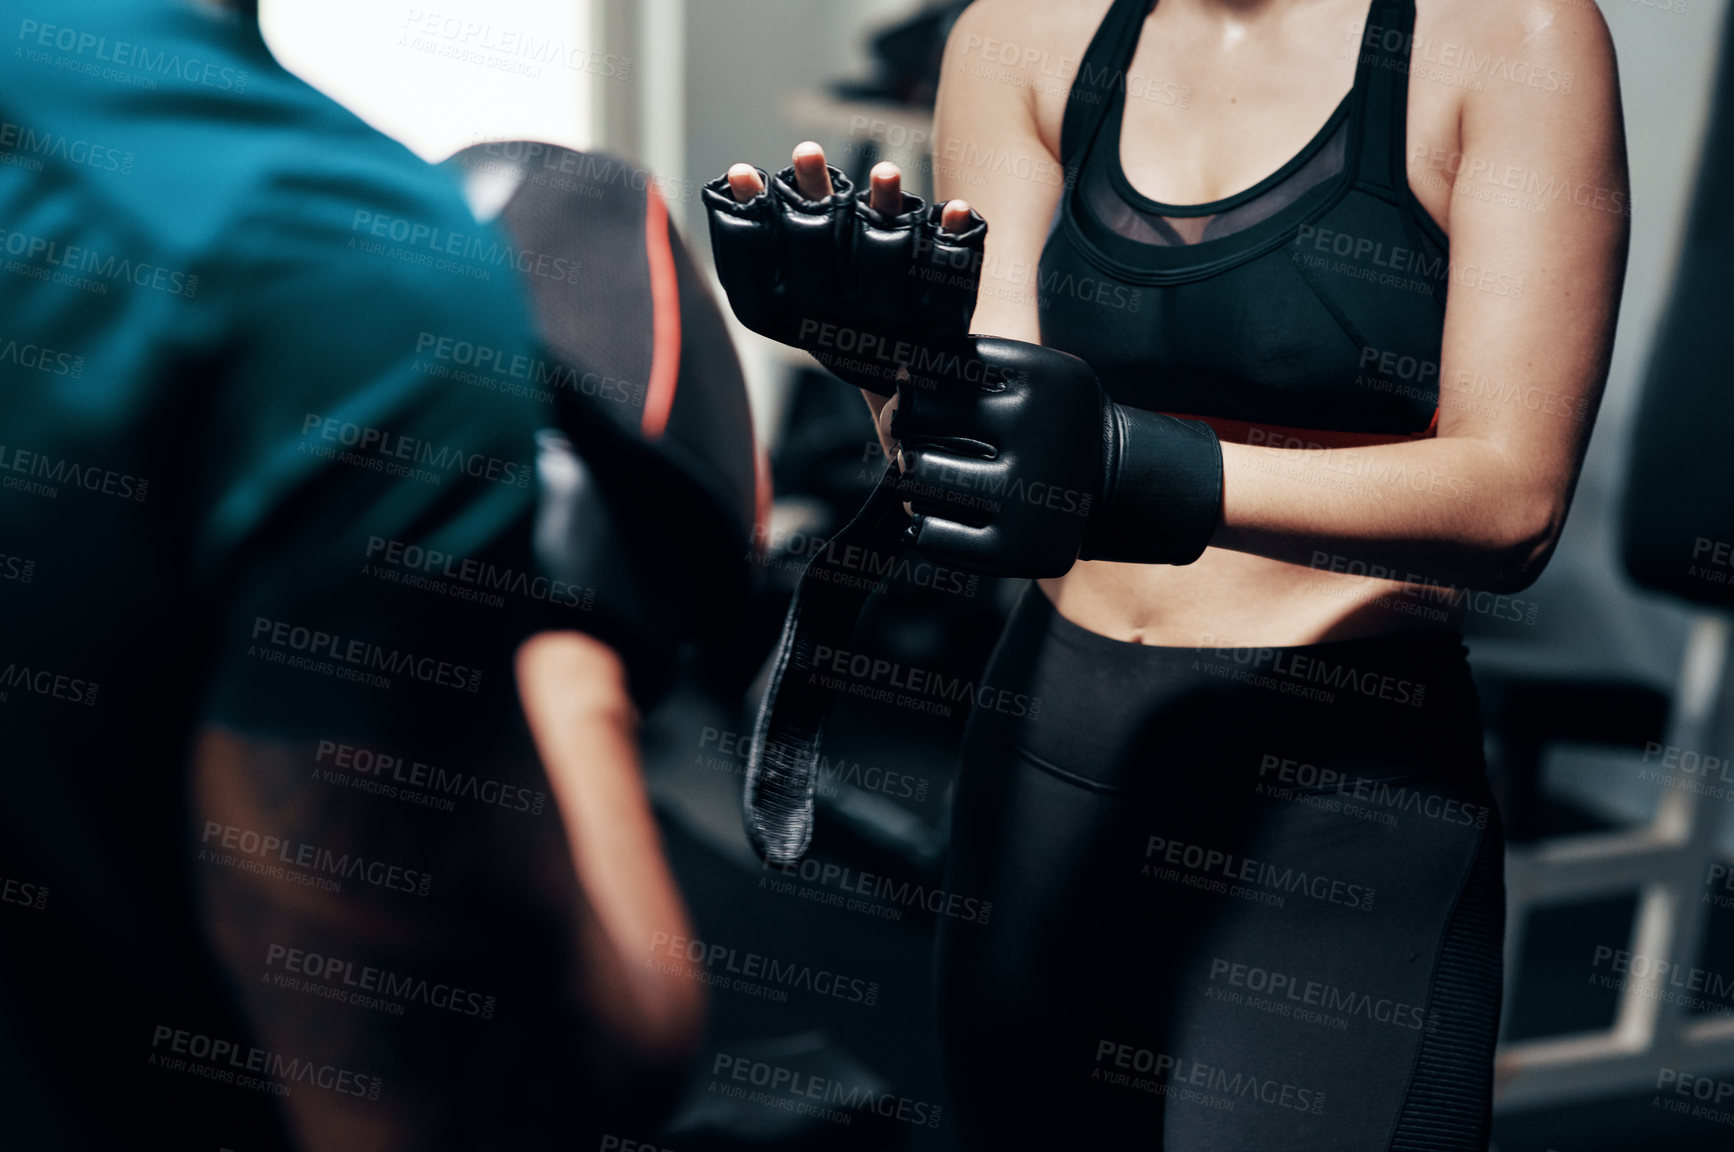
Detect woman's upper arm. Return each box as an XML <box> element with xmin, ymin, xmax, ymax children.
<box><xmin>1429</xmin><ymin>0</ymin><xmax>1629</xmax><ymax>516</ymax></box>
<box><xmin>932</xmin><ymin>0</ymin><xmax>1090</xmax><ymax>343</ymax></box>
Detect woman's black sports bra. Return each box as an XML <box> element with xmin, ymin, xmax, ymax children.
<box><xmin>1037</xmin><ymin>0</ymin><xmax>1448</xmax><ymax>445</ymax></box>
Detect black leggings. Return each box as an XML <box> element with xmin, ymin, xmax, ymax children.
<box><xmin>934</xmin><ymin>586</ymin><xmax>1504</xmax><ymax>1150</ymax></box>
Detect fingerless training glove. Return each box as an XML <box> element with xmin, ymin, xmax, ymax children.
<box><xmin>702</xmin><ymin>163</ymin><xmax>987</xmax><ymax>396</ymax></box>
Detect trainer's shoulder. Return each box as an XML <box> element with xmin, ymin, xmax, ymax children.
<box><xmin>229</xmin><ymin>65</ymin><xmax>462</xmax><ymax>227</ymax></box>
<box><xmin>227</xmin><ymin>82</ymin><xmax>518</xmax><ymax>302</ymax></box>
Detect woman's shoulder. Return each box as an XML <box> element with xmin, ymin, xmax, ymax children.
<box><xmin>943</xmin><ymin>0</ymin><xmax>1120</xmax><ymax>148</ymax></box>
<box><xmin>1414</xmin><ymin>0</ymin><xmax>1617</xmax><ymax>85</ymax></box>
<box><xmin>948</xmin><ymin>0</ymin><xmax>1116</xmax><ymax>64</ymax></box>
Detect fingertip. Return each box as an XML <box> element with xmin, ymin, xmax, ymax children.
<box><xmin>727</xmin><ymin>163</ymin><xmax>764</xmax><ymax>201</ymax></box>
<box><xmin>791</xmin><ymin>142</ymin><xmax>834</xmax><ymax>199</ymax></box>
<box><xmin>940</xmin><ymin>199</ymin><xmax>973</xmax><ymax>233</ymax></box>
<box><xmin>868</xmin><ymin>162</ymin><xmax>903</xmax><ymax>214</ymax></box>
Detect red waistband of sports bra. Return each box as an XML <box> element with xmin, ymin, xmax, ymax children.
<box><xmin>1168</xmin><ymin>408</ymin><xmax>1440</xmax><ymax>449</ymax></box>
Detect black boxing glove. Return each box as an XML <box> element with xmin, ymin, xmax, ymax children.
<box><xmin>701</xmin><ymin>163</ymin><xmax>987</xmax><ymax>396</ymax></box>
<box><xmin>891</xmin><ymin>337</ymin><xmax>1224</xmax><ymax>578</ymax></box>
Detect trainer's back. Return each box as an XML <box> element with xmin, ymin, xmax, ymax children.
<box><xmin>0</xmin><ymin>2</ymin><xmax>577</xmax><ymax>1145</ymax></box>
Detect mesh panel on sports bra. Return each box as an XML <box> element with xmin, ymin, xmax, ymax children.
<box><xmin>1078</xmin><ymin>115</ymin><xmax>1348</xmax><ymax>247</ymax></box>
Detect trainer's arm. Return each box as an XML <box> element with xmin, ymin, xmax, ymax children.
<box><xmin>515</xmin><ymin>631</ymin><xmax>704</xmax><ymax>1066</ymax></box>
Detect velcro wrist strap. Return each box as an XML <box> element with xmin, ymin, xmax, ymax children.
<box><xmin>1080</xmin><ymin>406</ymin><xmax>1223</xmax><ymax>565</ymax></box>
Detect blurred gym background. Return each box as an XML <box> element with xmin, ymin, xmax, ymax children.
<box><xmin>262</xmin><ymin>2</ymin><xmax>1734</xmax><ymax>1148</ymax></box>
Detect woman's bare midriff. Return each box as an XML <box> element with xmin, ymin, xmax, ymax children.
<box><xmin>1039</xmin><ymin>552</ymin><xmax>1464</xmax><ymax>647</ymax></box>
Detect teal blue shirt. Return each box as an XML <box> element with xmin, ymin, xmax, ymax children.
<box><xmin>0</xmin><ymin>2</ymin><xmax>576</xmax><ymax>1138</ymax></box>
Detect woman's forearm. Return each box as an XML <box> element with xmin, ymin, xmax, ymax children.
<box><xmin>1211</xmin><ymin>431</ymin><xmax>1566</xmax><ymax>594</ymax></box>
<box><xmin>869</xmin><ymin>380</ymin><xmax>1568</xmax><ymax>593</ymax></box>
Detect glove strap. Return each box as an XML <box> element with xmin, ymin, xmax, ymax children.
<box><xmin>1080</xmin><ymin>406</ymin><xmax>1223</xmax><ymax>565</ymax></box>
<box><xmin>743</xmin><ymin>465</ymin><xmax>911</xmax><ymax>864</ymax></box>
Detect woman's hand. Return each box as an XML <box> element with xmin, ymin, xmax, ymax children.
<box><xmin>726</xmin><ymin>142</ymin><xmax>978</xmax><ymax>465</ymax></box>
<box><xmin>705</xmin><ymin>141</ymin><xmax>986</xmax><ymax>424</ymax></box>
<box><xmin>725</xmin><ymin>140</ymin><xmax>976</xmax><ymax>230</ymax></box>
